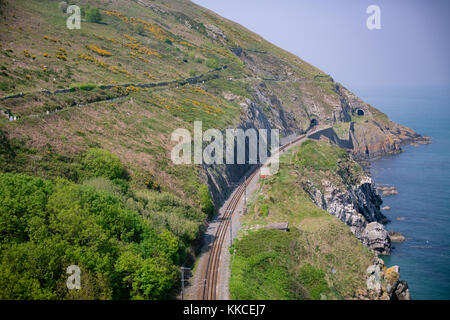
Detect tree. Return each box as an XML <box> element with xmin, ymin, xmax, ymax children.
<box><xmin>0</xmin><ymin>173</ymin><xmax>53</xmax><ymax>242</ymax></box>
<box><xmin>131</xmin><ymin>255</ymin><xmax>177</xmax><ymax>300</ymax></box>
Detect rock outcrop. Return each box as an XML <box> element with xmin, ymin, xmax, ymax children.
<box><xmin>304</xmin><ymin>175</ymin><xmax>391</xmax><ymax>255</ymax></box>
<box><xmin>389</xmin><ymin>231</ymin><xmax>406</xmax><ymax>243</ymax></box>
<box><xmin>358</xmin><ymin>257</ymin><xmax>410</xmax><ymax>300</ymax></box>
<box><xmin>363</xmin><ymin>222</ymin><xmax>391</xmax><ymax>255</ymax></box>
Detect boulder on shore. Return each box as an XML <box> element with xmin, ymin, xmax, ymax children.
<box><xmin>388</xmin><ymin>231</ymin><xmax>406</xmax><ymax>242</ymax></box>
<box><xmin>393</xmin><ymin>280</ymin><xmax>411</xmax><ymax>300</ymax></box>
<box><xmin>360</xmin><ymin>258</ymin><xmax>410</xmax><ymax>300</ymax></box>
<box><xmin>384</xmin><ymin>266</ymin><xmax>401</xmax><ymax>295</ymax></box>
<box><xmin>363</xmin><ymin>222</ymin><xmax>391</xmax><ymax>255</ymax></box>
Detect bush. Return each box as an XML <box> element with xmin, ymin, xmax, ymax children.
<box><xmin>259</xmin><ymin>203</ymin><xmax>269</xmax><ymax>216</ymax></box>
<box><xmin>115</xmin><ymin>251</ymin><xmax>177</xmax><ymax>300</ymax></box>
<box><xmin>198</xmin><ymin>184</ymin><xmax>214</xmax><ymax>216</ymax></box>
<box><xmin>70</xmin><ymin>83</ymin><xmax>97</xmax><ymax>91</ymax></box>
<box><xmin>133</xmin><ymin>24</ymin><xmax>145</xmax><ymax>36</ymax></box>
<box><xmin>137</xmin><ymin>190</ymin><xmax>204</xmax><ymax>242</ymax></box>
<box><xmin>206</xmin><ymin>58</ymin><xmax>219</xmax><ymax>69</ymax></box>
<box><xmin>85</xmin><ymin>7</ymin><xmax>102</xmax><ymax>23</ymax></box>
<box><xmin>81</xmin><ymin>148</ymin><xmax>125</xmax><ymax>181</ymax></box>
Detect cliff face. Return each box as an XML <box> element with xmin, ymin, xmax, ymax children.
<box><xmin>293</xmin><ymin>141</ymin><xmax>392</xmax><ymax>255</ymax></box>
<box><xmin>294</xmin><ymin>140</ymin><xmax>410</xmax><ymax>299</ymax></box>
<box><xmin>304</xmin><ymin>174</ymin><xmax>391</xmax><ymax>255</ymax></box>
<box><xmin>201</xmin><ymin>96</ymin><xmax>276</xmax><ymax>206</ymax></box>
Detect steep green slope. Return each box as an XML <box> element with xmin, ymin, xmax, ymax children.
<box><xmin>230</xmin><ymin>140</ymin><xmax>373</xmax><ymax>300</ymax></box>
<box><xmin>0</xmin><ymin>1</ymin><xmax>424</xmax><ymax>196</ymax></box>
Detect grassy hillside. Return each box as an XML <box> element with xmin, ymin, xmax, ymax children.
<box><xmin>0</xmin><ymin>0</ymin><xmax>418</xmax><ymax>300</ymax></box>
<box><xmin>0</xmin><ymin>0</ymin><xmax>415</xmax><ymax>196</ymax></box>
<box><xmin>230</xmin><ymin>140</ymin><xmax>373</xmax><ymax>300</ymax></box>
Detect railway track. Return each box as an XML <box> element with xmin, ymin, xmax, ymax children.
<box><xmin>200</xmin><ymin>128</ymin><xmax>316</xmax><ymax>300</ymax></box>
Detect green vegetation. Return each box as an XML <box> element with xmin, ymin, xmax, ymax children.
<box><xmin>230</xmin><ymin>229</ymin><xmax>333</xmax><ymax>300</ymax></box>
<box><xmin>81</xmin><ymin>148</ymin><xmax>125</xmax><ymax>181</ymax></box>
<box><xmin>0</xmin><ymin>0</ymin><xmax>404</xmax><ymax>301</ymax></box>
<box><xmin>230</xmin><ymin>140</ymin><xmax>373</xmax><ymax>300</ymax></box>
<box><xmin>0</xmin><ymin>149</ymin><xmax>204</xmax><ymax>300</ymax></box>
<box><xmin>206</xmin><ymin>58</ymin><xmax>219</xmax><ymax>69</ymax></box>
<box><xmin>294</xmin><ymin>140</ymin><xmax>363</xmax><ymax>187</ymax></box>
<box><xmin>85</xmin><ymin>7</ymin><xmax>102</xmax><ymax>23</ymax></box>
<box><xmin>295</xmin><ymin>139</ymin><xmax>348</xmax><ymax>172</ymax></box>
<box><xmin>69</xmin><ymin>83</ymin><xmax>97</xmax><ymax>92</ymax></box>
<box><xmin>198</xmin><ymin>184</ymin><xmax>214</xmax><ymax>216</ymax></box>
<box><xmin>133</xmin><ymin>24</ymin><xmax>145</xmax><ymax>36</ymax></box>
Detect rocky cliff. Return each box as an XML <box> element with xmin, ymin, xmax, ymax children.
<box><xmin>303</xmin><ymin>173</ymin><xmax>391</xmax><ymax>255</ymax></box>
<box><xmin>296</xmin><ymin>141</ymin><xmax>392</xmax><ymax>255</ymax></box>
<box><xmin>361</xmin><ymin>256</ymin><xmax>410</xmax><ymax>300</ymax></box>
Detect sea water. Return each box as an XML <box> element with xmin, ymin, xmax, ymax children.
<box><xmin>354</xmin><ymin>86</ymin><xmax>450</xmax><ymax>300</ymax></box>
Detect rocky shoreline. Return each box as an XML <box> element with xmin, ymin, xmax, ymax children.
<box><xmin>304</xmin><ymin>174</ymin><xmax>392</xmax><ymax>255</ymax></box>
<box><xmin>359</xmin><ymin>256</ymin><xmax>410</xmax><ymax>300</ymax></box>
<box><xmin>299</xmin><ymin>149</ymin><xmax>412</xmax><ymax>299</ymax></box>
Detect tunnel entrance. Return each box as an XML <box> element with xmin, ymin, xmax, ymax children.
<box><xmin>310</xmin><ymin>118</ymin><xmax>318</xmax><ymax>126</ymax></box>
<box><xmin>357</xmin><ymin>109</ymin><xmax>365</xmax><ymax>116</ymax></box>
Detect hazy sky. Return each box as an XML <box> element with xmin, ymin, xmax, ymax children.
<box><xmin>192</xmin><ymin>0</ymin><xmax>450</xmax><ymax>90</ymax></box>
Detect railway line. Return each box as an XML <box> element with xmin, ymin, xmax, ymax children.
<box><xmin>200</xmin><ymin>127</ymin><xmax>318</xmax><ymax>300</ymax></box>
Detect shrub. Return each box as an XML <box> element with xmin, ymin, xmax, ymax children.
<box><xmin>81</xmin><ymin>148</ymin><xmax>125</xmax><ymax>180</ymax></box>
<box><xmin>86</xmin><ymin>44</ymin><xmax>112</xmax><ymax>56</ymax></box>
<box><xmin>133</xmin><ymin>24</ymin><xmax>145</xmax><ymax>36</ymax></box>
<box><xmin>83</xmin><ymin>177</ymin><xmax>124</xmax><ymax>198</ymax></box>
<box><xmin>138</xmin><ymin>190</ymin><xmax>204</xmax><ymax>242</ymax></box>
<box><xmin>259</xmin><ymin>203</ymin><xmax>269</xmax><ymax>216</ymax></box>
<box><xmin>115</xmin><ymin>251</ymin><xmax>177</xmax><ymax>300</ymax></box>
<box><xmin>206</xmin><ymin>58</ymin><xmax>219</xmax><ymax>69</ymax></box>
<box><xmin>188</xmin><ymin>51</ymin><xmax>196</xmax><ymax>60</ymax></box>
<box><xmin>198</xmin><ymin>184</ymin><xmax>214</xmax><ymax>216</ymax></box>
<box><xmin>86</xmin><ymin>8</ymin><xmax>102</xmax><ymax>23</ymax></box>
<box><xmin>70</xmin><ymin>83</ymin><xmax>97</xmax><ymax>91</ymax></box>
<box><xmin>144</xmin><ymin>176</ymin><xmax>160</xmax><ymax>191</ymax></box>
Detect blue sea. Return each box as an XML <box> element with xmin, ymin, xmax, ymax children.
<box><xmin>354</xmin><ymin>86</ymin><xmax>450</xmax><ymax>300</ymax></box>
